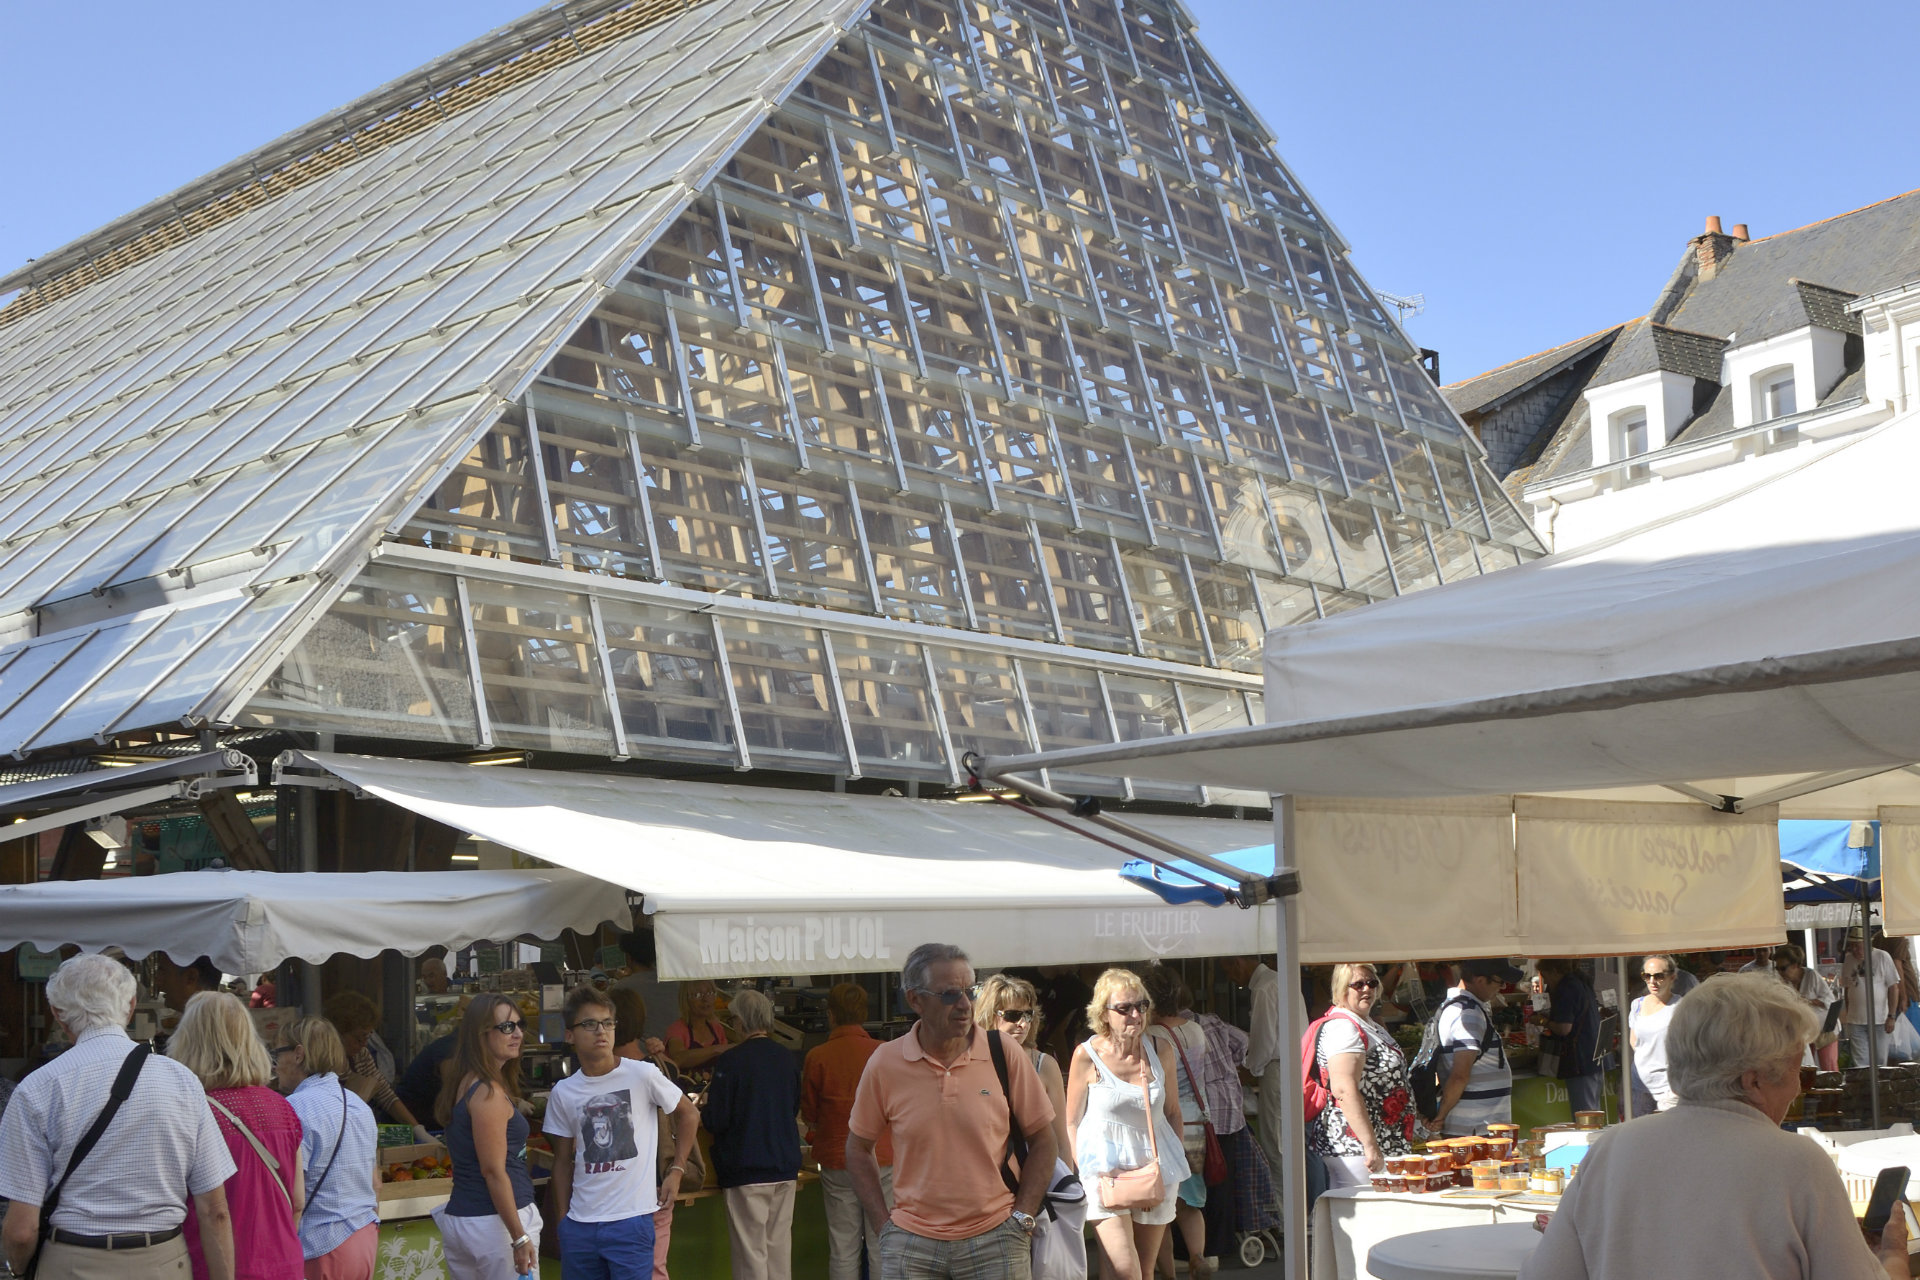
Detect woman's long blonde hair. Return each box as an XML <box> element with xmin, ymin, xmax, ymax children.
<box><xmin>169</xmin><ymin>991</ymin><xmax>271</xmax><ymax>1090</ymax></box>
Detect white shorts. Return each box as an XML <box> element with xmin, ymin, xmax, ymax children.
<box><xmin>1087</xmin><ymin>1178</ymin><xmax>1179</xmax><ymax>1226</ymax></box>
<box><xmin>434</xmin><ymin>1202</ymin><xmax>543</xmax><ymax>1280</ymax></box>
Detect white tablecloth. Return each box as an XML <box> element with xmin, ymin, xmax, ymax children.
<box><xmin>1311</xmin><ymin>1188</ymin><xmax>1557</xmax><ymax>1280</ymax></box>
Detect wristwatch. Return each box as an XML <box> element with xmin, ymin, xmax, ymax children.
<box><xmin>1010</xmin><ymin>1210</ymin><xmax>1038</xmax><ymax>1235</ymax></box>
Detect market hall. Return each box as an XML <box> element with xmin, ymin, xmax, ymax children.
<box><xmin>5</xmin><ymin>0</ymin><xmax>1920</xmax><ymax>1277</ymax></box>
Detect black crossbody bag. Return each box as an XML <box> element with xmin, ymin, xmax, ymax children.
<box><xmin>23</xmin><ymin>1045</ymin><xmax>151</xmax><ymax>1280</ymax></box>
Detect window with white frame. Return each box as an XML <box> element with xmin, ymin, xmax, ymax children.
<box><xmin>1756</xmin><ymin>365</ymin><xmax>1797</xmax><ymax>421</ymax></box>
<box><xmin>1610</xmin><ymin>407</ymin><xmax>1649</xmax><ymax>460</ymax></box>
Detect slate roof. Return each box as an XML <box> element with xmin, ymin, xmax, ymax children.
<box><xmin>1464</xmin><ymin>187</ymin><xmax>1920</xmax><ymax>492</ymax></box>
<box><xmin>1441</xmin><ymin>325</ymin><xmax>1621</xmax><ymax>418</ymax></box>
<box><xmin>0</xmin><ymin>0</ymin><xmax>863</xmax><ymax>758</ymax></box>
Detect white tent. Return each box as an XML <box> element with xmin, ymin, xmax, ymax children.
<box><xmin>274</xmin><ymin>751</ymin><xmax>1276</xmax><ymax>980</ymax></box>
<box><xmin>0</xmin><ymin>867</ymin><xmax>629</xmax><ymax>974</ymax></box>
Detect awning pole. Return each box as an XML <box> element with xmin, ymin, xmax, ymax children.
<box><xmin>1863</xmin><ymin>881</ymin><xmax>1883</xmax><ymax>1128</ymax></box>
<box><xmin>1275</xmin><ymin>794</ymin><xmax>1307</xmax><ymax>1280</ymax></box>
<box><xmin>1618</xmin><ymin>957</ymin><xmax>1633</xmax><ymax>1121</ymax></box>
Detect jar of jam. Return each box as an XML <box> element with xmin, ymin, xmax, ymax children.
<box><xmin>1405</xmin><ymin>1172</ymin><xmax>1432</xmax><ymax>1194</ymax></box>
<box><xmin>1469</xmin><ymin>1159</ymin><xmax>1502</xmax><ymax>1191</ymax></box>
<box><xmin>1574</xmin><ymin>1110</ymin><xmax>1606</xmax><ymax>1130</ymax></box>
<box><xmin>1486</xmin><ymin>1122</ymin><xmax>1520</xmax><ymax>1141</ymax></box>
<box><xmin>1498</xmin><ymin>1170</ymin><xmax>1529</xmax><ymax>1192</ymax></box>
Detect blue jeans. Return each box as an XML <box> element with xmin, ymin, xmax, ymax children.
<box><xmin>560</xmin><ymin>1213</ymin><xmax>656</xmax><ymax>1280</ymax></box>
<box><xmin>1565</xmin><ymin>1071</ymin><xmax>1604</xmax><ymax>1116</ymax></box>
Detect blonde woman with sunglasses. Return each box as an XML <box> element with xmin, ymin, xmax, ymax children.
<box><xmin>974</xmin><ymin>973</ymin><xmax>1074</xmax><ymax>1171</ymax></box>
<box><xmin>1305</xmin><ymin>962</ymin><xmax>1413</xmax><ymax>1189</ymax></box>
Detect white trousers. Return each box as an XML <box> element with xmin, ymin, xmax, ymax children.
<box><xmin>819</xmin><ymin>1165</ymin><xmax>895</xmax><ymax>1280</ymax></box>
<box><xmin>725</xmin><ymin>1181</ymin><xmax>797</xmax><ymax>1280</ymax></box>
<box><xmin>435</xmin><ymin>1202</ymin><xmax>542</xmax><ymax>1280</ymax></box>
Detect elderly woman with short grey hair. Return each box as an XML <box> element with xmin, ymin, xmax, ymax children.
<box><xmin>1523</xmin><ymin>972</ymin><xmax>1907</xmax><ymax>1280</ymax></box>
<box><xmin>704</xmin><ymin>988</ymin><xmax>802</xmax><ymax>1280</ymax></box>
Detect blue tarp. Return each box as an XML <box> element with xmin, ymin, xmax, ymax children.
<box><xmin>1781</xmin><ymin>819</ymin><xmax>1878</xmax><ymax>905</ymax></box>
<box><xmin>1121</xmin><ymin>844</ymin><xmax>1274</xmax><ymax>906</ymax></box>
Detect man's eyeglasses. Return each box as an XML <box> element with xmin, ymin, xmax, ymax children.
<box><xmin>1642</xmin><ymin>971</ymin><xmax>1673</xmax><ymax>981</ymax></box>
<box><xmin>914</xmin><ymin>984</ymin><xmax>982</xmax><ymax>1006</ymax></box>
<box><xmin>1108</xmin><ymin>1001</ymin><xmax>1148</xmax><ymax>1018</ymax></box>
<box><xmin>570</xmin><ymin>1018</ymin><xmax>617</xmax><ymax>1034</ymax></box>
<box><xmin>492</xmin><ymin>1019</ymin><xmax>527</xmax><ymax>1036</ymax></box>
<box><xmin>998</xmin><ymin>1009</ymin><xmax>1034</xmax><ymax>1025</ymax></box>
<box><xmin>1348</xmin><ymin>978</ymin><xmax>1381</xmax><ymax>991</ymax></box>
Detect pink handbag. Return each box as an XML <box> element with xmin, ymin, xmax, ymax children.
<box><xmin>1097</xmin><ymin>1059</ymin><xmax>1163</xmax><ymax>1212</ymax></box>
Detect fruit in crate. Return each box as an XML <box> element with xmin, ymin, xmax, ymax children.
<box><xmin>387</xmin><ymin>1165</ymin><xmax>415</xmax><ymax>1181</ymax></box>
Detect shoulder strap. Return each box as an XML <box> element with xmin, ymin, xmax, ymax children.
<box><xmin>1168</xmin><ymin>1023</ymin><xmax>1212</xmax><ymax>1124</ymax></box>
<box><xmin>1137</xmin><ymin>1045</ymin><xmax>1159</xmax><ymax>1163</ymax></box>
<box><xmin>40</xmin><ymin>1044</ymin><xmax>149</xmax><ymax>1227</ymax></box>
<box><xmin>207</xmin><ymin>1094</ymin><xmax>291</xmax><ymax>1209</ymax></box>
<box><xmin>307</xmin><ymin>1081</ymin><xmax>351</xmax><ymax>1204</ymax></box>
<box><xmin>987</xmin><ymin>1030</ymin><xmax>1027</xmax><ymax>1197</ymax></box>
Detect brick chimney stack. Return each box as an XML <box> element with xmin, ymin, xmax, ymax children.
<box><xmin>1691</xmin><ymin>215</ymin><xmax>1739</xmax><ymax>280</ymax></box>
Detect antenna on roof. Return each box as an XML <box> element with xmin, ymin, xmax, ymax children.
<box><xmin>1375</xmin><ymin>289</ymin><xmax>1425</xmax><ymax>325</ymax></box>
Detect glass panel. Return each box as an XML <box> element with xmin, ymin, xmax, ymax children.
<box><xmin>597</xmin><ymin>596</ymin><xmax>733</xmax><ymax>760</ymax></box>
<box><xmin>1189</xmin><ymin>561</ymin><xmax>1264</xmax><ymax>673</ymax></box>
<box><xmin>951</xmin><ymin>510</ymin><xmax>1053</xmax><ymax>642</ymax></box>
<box><xmin>1039</xmin><ymin>531</ymin><xmax>1133</xmax><ymax>652</ymax></box>
<box><xmin>1253</xmin><ymin>576</ymin><xmax>1321</xmax><ymax>629</ymax></box>
<box><xmin>406</xmin><ymin>417</ymin><xmax>546</xmax><ymax>561</ymax></box>
<box><xmin>754</xmin><ymin>462</ymin><xmax>869</xmax><ymax>612</ymax></box>
<box><xmin>1179</xmin><ymin>682</ymin><xmax>1251</xmax><ymax>734</ymax></box>
<box><xmin>1120</xmin><ymin>549</ymin><xmax>1207</xmax><ymax>665</ymax></box>
<box><xmin>1104</xmin><ymin>672</ymin><xmax>1181</xmax><ymax>742</ymax></box>
<box><xmin>244</xmin><ymin>566</ymin><xmax>476</xmax><ymax>742</ymax></box>
<box><xmin>930</xmin><ymin>646</ymin><xmax>1031</xmax><ymax>760</ymax></box>
<box><xmin>1428</xmin><ymin>442</ymin><xmax>1492</xmax><ymax>537</ymax></box>
<box><xmin>833</xmin><ymin>631</ymin><xmax>947</xmax><ymax>779</ymax></box>
<box><xmin>1020</xmin><ymin>659</ymin><xmax>1112</xmax><ymax>751</ymax></box>
<box><xmin>639</xmin><ymin>441</ymin><xmax>764</xmax><ymax>594</ymax></box>
<box><xmin>1324</xmin><ymin>500</ymin><xmax>1395</xmax><ymax>598</ymax></box>
<box><xmin>857</xmin><ymin>491</ymin><xmax>968</xmax><ymax>628</ymax></box>
<box><xmin>109</xmin><ymin>582</ymin><xmax>311</xmax><ymax>738</ymax></box>
<box><xmin>1264</xmin><ymin>483</ymin><xmax>1342</xmax><ymax>588</ymax></box>
<box><xmin>1379</xmin><ymin>509</ymin><xmax>1443</xmax><ymax>594</ymax></box>
<box><xmin>1427</xmin><ymin>527</ymin><xmax>1480</xmax><ymax>584</ymax></box>
<box><xmin>721</xmin><ymin>618</ymin><xmax>843</xmax><ymax>766</ymax></box>
<box><xmin>0</xmin><ymin>624</ymin><xmax>132</xmax><ymax>748</ymax></box>
<box><xmin>537</xmin><ymin>408</ymin><xmax>652</xmax><ymax>580</ymax></box>
<box><xmin>466</xmin><ymin>578</ymin><xmax>615</xmax><ymax>754</ymax></box>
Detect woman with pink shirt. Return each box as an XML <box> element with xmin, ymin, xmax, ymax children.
<box><xmin>170</xmin><ymin>990</ymin><xmax>305</xmax><ymax>1280</ymax></box>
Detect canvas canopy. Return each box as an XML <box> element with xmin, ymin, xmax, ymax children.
<box><xmin>274</xmin><ymin>751</ymin><xmax>1274</xmax><ymax>979</ymax></box>
<box><xmin>0</xmin><ymin>867</ymin><xmax>629</xmax><ymax>974</ymax></box>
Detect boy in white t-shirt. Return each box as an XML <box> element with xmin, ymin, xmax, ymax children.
<box><xmin>545</xmin><ymin>986</ymin><xmax>699</xmax><ymax>1280</ymax></box>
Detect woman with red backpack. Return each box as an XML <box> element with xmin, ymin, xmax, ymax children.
<box><xmin>1302</xmin><ymin>962</ymin><xmax>1415</xmax><ymax>1189</ymax></box>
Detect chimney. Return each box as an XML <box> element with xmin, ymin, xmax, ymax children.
<box><xmin>1691</xmin><ymin>214</ymin><xmax>1738</xmax><ymax>281</ymax></box>
<box><xmin>1730</xmin><ymin>223</ymin><xmax>1750</xmax><ymax>241</ymax></box>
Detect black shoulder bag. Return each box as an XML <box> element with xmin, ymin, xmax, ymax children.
<box><xmin>986</xmin><ymin>1031</ymin><xmax>1080</xmax><ymax>1222</ymax></box>
<box><xmin>23</xmin><ymin>1045</ymin><xmax>151</xmax><ymax>1280</ymax></box>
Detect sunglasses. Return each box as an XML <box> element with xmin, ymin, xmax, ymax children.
<box><xmin>1108</xmin><ymin>1001</ymin><xmax>1148</xmax><ymax>1018</ymax></box>
<box><xmin>492</xmin><ymin>1019</ymin><xmax>527</xmax><ymax>1036</ymax></box>
<box><xmin>998</xmin><ymin>1009</ymin><xmax>1034</xmax><ymax>1024</ymax></box>
<box><xmin>915</xmin><ymin>984</ymin><xmax>982</xmax><ymax>1006</ymax></box>
<box><xmin>269</xmin><ymin>1045</ymin><xmax>297</xmax><ymax>1059</ymax></box>
<box><xmin>570</xmin><ymin>1018</ymin><xmax>617</xmax><ymax>1034</ymax></box>
<box><xmin>1642</xmin><ymin>972</ymin><xmax>1673</xmax><ymax>981</ymax></box>
<box><xmin>1348</xmin><ymin>978</ymin><xmax>1381</xmax><ymax>991</ymax></box>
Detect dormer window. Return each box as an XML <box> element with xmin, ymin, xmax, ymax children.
<box><xmin>1756</xmin><ymin>365</ymin><xmax>1797</xmax><ymax>420</ymax></box>
<box><xmin>1610</xmin><ymin>408</ymin><xmax>1649</xmax><ymax>459</ymax></box>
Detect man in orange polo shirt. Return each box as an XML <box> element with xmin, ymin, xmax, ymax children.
<box><xmin>846</xmin><ymin>943</ymin><xmax>1057</xmax><ymax>1280</ymax></box>
<box><xmin>803</xmin><ymin>982</ymin><xmax>894</xmax><ymax>1280</ymax></box>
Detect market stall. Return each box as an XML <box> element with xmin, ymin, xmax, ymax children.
<box><xmin>0</xmin><ymin>867</ymin><xmax>629</xmax><ymax>1280</ymax></box>
<box><xmin>973</xmin><ymin>414</ymin><xmax>1920</xmax><ymax>1279</ymax></box>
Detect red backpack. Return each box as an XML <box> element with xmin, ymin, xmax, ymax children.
<box><xmin>1301</xmin><ymin>1008</ymin><xmax>1370</xmax><ymax>1123</ymax></box>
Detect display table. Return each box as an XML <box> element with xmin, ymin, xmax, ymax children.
<box><xmin>1311</xmin><ymin>1187</ymin><xmax>1557</xmax><ymax>1280</ymax></box>
<box><xmin>1366</xmin><ymin>1223</ymin><xmax>1542</xmax><ymax>1280</ymax></box>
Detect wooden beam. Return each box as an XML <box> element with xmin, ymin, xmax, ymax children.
<box><xmin>196</xmin><ymin>790</ymin><xmax>275</xmax><ymax>872</ymax></box>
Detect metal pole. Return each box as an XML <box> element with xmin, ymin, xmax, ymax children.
<box><xmin>1618</xmin><ymin>956</ymin><xmax>1633</xmax><ymax>1121</ymax></box>
<box><xmin>1274</xmin><ymin>795</ymin><xmax>1307</xmax><ymax>1280</ymax></box>
<box><xmin>1862</xmin><ymin>881</ymin><xmax>1883</xmax><ymax>1128</ymax></box>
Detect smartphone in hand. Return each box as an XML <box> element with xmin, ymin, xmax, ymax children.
<box><xmin>1862</xmin><ymin>1165</ymin><xmax>1909</xmax><ymax>1249</ymax></box>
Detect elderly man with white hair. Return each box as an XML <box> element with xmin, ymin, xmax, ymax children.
<box><xmin>1523</xmin><ymin>971</ymin><xmax>1907</xmax><ymax>1280</ymax></box>
<box><xmin>0</xmin><ymin>954</ymin><xmax>236</xmax><ymax>1280</ymax></box>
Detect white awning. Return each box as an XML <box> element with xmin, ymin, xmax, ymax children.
<box><xmin>275</xmin><ymin>751</ymin><xmax>1275</xmax><ymax>979</ymax></box>
<box><xmin>0</xmin><ymin>867</ymin><xmax>629</xmax><ymax>974</ymax></box>
<box><xmin>976</xmin><ymin>414</ymin><xmax>1920</xmax><ymax>802</ymax></box>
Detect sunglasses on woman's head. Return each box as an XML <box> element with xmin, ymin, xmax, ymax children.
<box><xmin>998</xmin><ymin>1009</ymin><xmax>1034</xmax><ymax>1024</ymax></box>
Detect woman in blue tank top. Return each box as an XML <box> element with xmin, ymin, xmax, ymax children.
<box><xmin>432</xmin><ymin>996</ymin><xmax>539</xmax><ymax>1280</ymax></box>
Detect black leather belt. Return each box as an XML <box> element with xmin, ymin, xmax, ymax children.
<box><xmin>48</xmin><ymin>1226</ymin><xmax>182</xmax><ymax>1250</ymax></box>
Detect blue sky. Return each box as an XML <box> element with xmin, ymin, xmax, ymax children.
<box><xmin>3</xmin><ymin>1</ymin><xmax>1914</xmax><ymax>381</ymax></box>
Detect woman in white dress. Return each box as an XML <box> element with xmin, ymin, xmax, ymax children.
<box><xmin>1629</xmin><ymin>954</ymin><xmax>1680</xmax><ymax>1113</ymax></box>
<box><xmin>1067</xmin><ymin>968</ymin><xmax>1191</xmax><ymax>1280</ymax></box>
